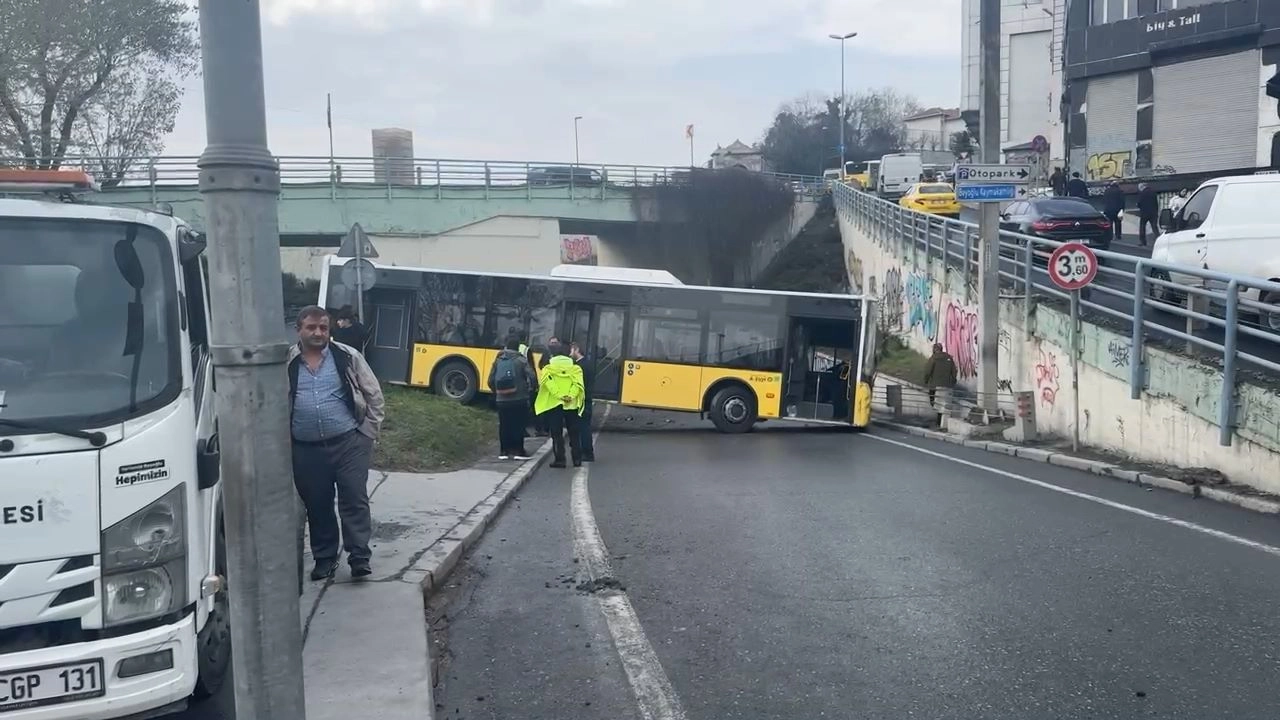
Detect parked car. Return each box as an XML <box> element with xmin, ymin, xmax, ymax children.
<box><xmin>1151</xmin><ymin>174</ymin><xmax>1280</xmax><ymax>329</ymax></box>
<box><xmin>999</xmin><ymin>197</ymin><xmax>1113</xmax><ymax>255</ymax></box>
<box><xmin>898</xmin><ymin>182</ymin><xmax>961</xmax><ymax>218</ymax></box>
<box><xmin>527</xmin><ymin>165</ymin><xmax>603</xmax><ymax>186</ymax></box>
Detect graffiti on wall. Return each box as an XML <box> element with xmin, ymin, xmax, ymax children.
<box><xmin>905</xmin><ymin>272</ymin><xmax>937</xmax><ymax>341</ymax></box>
<box><xmin>943</xmin><ymin>302</ymin><xmax>979</xmax><ymax>379</ymax></box>
<box><xmin>560</xmin><ymin>234</ymin><xmax>598</xmax><ymax>265</ymax></box>
<box><xmin>1035</xmin><ymin>349</ymin><xmax>1060</xmax><ymax>408</ymax></box>
<box><xmin>1087</xmin><ymin>151</ymin><xmax>1132</xmax><ymax>182</ymax></box>
<box><xmin>1107</xmin><ymin>339</ymin><xmax>1131</xmax><ymax>368</ymax></box>
<box><xmin>881</xmin><ymin>268</ymin><xmax>903</xmax><ymax>331</ymax></box>
<box><xmin>847</xmin><ymin>251</ymin><xmax>865</xmax><ymax>292</ymax></box>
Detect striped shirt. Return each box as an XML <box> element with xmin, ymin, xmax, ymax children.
<box><xmin>291</xmin><ymin>347</ymin><xmax>359</xmax><ymax>442</ymax></box>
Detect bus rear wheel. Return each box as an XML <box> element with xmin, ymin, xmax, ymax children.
<box><xmin>709</xmin><ymin>385</ymin><xmax>756</xmax><ymax>434</ymax></box>
<box><xmin>434</xmin><ymin>360</ymin><xmax>478</xmax><ymax>404</ymax></box>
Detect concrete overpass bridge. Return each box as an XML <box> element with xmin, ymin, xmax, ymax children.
<box><xmin>84</xmin><ymin>155</ymin><xmax>825</xmax><ymax>284</ymax></box>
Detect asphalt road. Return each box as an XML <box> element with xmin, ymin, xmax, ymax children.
<box><xmin>433</xmin><ymin>411</ymin><xmax>1280</xmax><ymax>719</ymax></box>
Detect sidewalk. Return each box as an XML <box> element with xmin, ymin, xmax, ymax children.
<box><xmin>297</xmin><ymin>441</ymin><xmax>551</xmax><ymax>720</ymax></box>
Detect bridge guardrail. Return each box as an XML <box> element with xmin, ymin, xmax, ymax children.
<box><xmin>0</xmin><ymin>155</ymin><xmax>826</xmax><ymax>200</ymax></box>
<box><xmin>834</xmin><ymin>182</ymin><xmax>1280</xmax><ymax>448</ymax></box>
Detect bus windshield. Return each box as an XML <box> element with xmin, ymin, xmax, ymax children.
<box><xmin>0</xmin><ymin>217</ymin><xmax>181</xmax><ymax>430</ymax></box>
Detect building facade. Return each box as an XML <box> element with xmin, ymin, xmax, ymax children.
<box><xmin>372</xmin><ymin>128</ymin><xmax>416</xmax><ymax>186</ymax></box>
<box><xmin>1064</xmin><ymin>0</ymin><xmax>1280</xmax><ymax>192</ymax></box>
<box><xmin>960</xmin><ymin>0</ymin><xmax>1068</xmax><ymax>172</ymax></box>
<box><xmin>902</xmin><ymin>108</ymin><xmax>966</xmax><ymax>151</ymax></box>
<box><xmin>709</xmin><ymin>140</ymin><xmax>767</xmax><ymax>172</ymax></box>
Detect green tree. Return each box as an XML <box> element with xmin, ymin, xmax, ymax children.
<box><xmin>950</xmin><ymin>131</ymin><xmax>976</xmax><ymax>160</ymax></box>
<box><xmin>759</xmin><ymin>88</ymin><xmax>922</xmax><ymax>176</ymax></box>
<box><xmin>0</xmin><ymin>0</ymin><xmax>196</xmax><ymax>168</ymax></box>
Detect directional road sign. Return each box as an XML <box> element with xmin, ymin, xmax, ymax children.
<box><xmin>338</xmin><ymin>222</ymin><xmax>379</xmax><ymax>259</ymax></box>
<box><xmin>955</xmin><ymin>183</ymin><xmax>1027</xmax><ymax>202</ymax></box>
<box><xmin>1047</xmin><ymin>242</ymin><xmax>1098</xmax><ymax>291</ymax></box>
<box><xmin>955</xmin><ymin>164</ymin><xmax>1032</xmax><ymax>185</ymax></box>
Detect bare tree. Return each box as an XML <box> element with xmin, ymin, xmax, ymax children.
<box><xmin>0</xmin><ymin>0</ymin><xmax>196</xmax><ymax>168</ymax></box>
<box><xmin>75</xmin><ymin>64</ymin><xmax>181</xmax><ymax>186</ymax></box>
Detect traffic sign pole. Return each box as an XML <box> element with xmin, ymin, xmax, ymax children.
<box><xmin>1070</xmin><ymin>288</ymin><xmax>1081</xmax><ymax>453</ymax></box>
<box><xmin>1046</xmin><ymin>241</ymin><xmax>1099</xmax><ymax>453</ymax></box>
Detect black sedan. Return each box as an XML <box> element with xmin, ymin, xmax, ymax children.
<box><xmin>999</xmin><ymin>197</ymin><xmax>1113</xmax><ymax>251</ymax></box>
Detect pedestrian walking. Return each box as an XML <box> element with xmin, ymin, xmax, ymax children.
<box><xmin>1066</xmin><ymin>171</ymin><xmax>1089</xmax><ymax>199</ymax></box>
<box><xmin>332</xmin><ymin>306</ymin><xmax>369</xmax><ymax>351</ymax></box>
<box><xmin>1137</xmin><ymin>183</ymin><xmax>1159</xmax><ymax>246</ymax></box>
<box><xmin>488</xmin><ymin>337</ymin><xmax>537</xmax><ymax>460</ymax></box>
<box><xmin>1049</xmin><ymin>167</ymin><xmax>1066</xmax><ymax>197</ymax></box>
<box><xmin>288</xmin><ymin>305</ymin><xmax>385</xmax><ymax>581</ymax></box>
<box><xmin>569</xmin><ymin>340</ymin><xmax>596</xmax><ymax>462</ymax></box>
<box><xmin>1102</xmin><ymin>181</ymin><xmax>1125</xmax><ymax>242</ymax></box>
<box><xmin>923</xmin><ymin>342</ymin><xmax>957</xmax><ymax>427</ymax></box>
<box><xmin>535</xmin><ymin>341</ymin><xmax>586</xmax><ymax>468</ymax></box>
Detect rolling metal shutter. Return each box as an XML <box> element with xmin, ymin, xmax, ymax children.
<box><xmin>1085</xmin><ymin>73</ymin><xmax>1138</xmax><ymax>178</ymax></box>
<box><xmin>1153</xmin><ymin>50</ymin><xmax>1259</xmax><ymax>175</ymax></box>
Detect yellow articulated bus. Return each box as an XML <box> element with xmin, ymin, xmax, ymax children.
<box><xmin>318</xmin><ymin>259</ymin><xmax>879</xmax><ymax>433</ymax></box>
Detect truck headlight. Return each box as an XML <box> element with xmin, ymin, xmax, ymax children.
<box><xmin>101</xmin><ymin>486</ymin><xmax>187</xmax><ymax>625</ymax></box>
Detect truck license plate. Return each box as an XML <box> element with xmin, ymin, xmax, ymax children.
<box><xmin>0</xmin><ymin>660</ymin><xmax>105</xmax><ymax>713</ymax></box>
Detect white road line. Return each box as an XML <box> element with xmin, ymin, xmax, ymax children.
<box><xmin>570</xmin><ymin>405</ymin><xmax>688</xmax><ymax>720</ymax></box>
<box><xmin>865</xmin><ymin>433</ymin><xmax>1280</xmax><ymax>559</ymax></box>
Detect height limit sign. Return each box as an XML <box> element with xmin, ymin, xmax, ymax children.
<box><xmin>1048</xmin><ymin>242</ymin><xmax>1098</xmax><ymax>291</ymax></box>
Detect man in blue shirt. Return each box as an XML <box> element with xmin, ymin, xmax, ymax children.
<box><xmin>288</xmin><ymin>306</ymin><xmax>385</xmax><ymax>580</ymax></box>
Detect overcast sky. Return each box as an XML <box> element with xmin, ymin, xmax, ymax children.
<box><xmin>164</xmin><ymin>0</ymin><xmax>961</xmax><ymax>167</ymax></box>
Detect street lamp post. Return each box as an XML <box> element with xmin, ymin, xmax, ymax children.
<box><xmin>574</xmin><ymin>115</ymin><xmax>583</xmax><ymax>166</ymax></box>
<box><xmin>828</xmin><ymin>31</ymin><xmax>858</xmax><ymax>175</ymax></box>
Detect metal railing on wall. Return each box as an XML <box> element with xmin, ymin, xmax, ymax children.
<box><xmin>833</xmin><ymin>181</ymin><xmax>1280</xmax><ymax>448</ymax></box>
<box><xmin>0</xmin><ymin>155</ymin><xmax>828</xmax><ymax>200</ymax></box>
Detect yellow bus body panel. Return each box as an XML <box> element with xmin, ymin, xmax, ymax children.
<box><xmin>409</xmin><ymin>344</ymin><xmax>497</xmax><ymax>391</ymax></box>
<box><xmin>853</xmin><ymin>381</ymin><xmax>872</xmax><ymax>427</ymax></box>
<box><xmin>620</xmin><ymin>361</ymin><xmax>703</xmax><ymax>411</ymax></box>
<box><xmin>697</xmin><ymin>368</ymin><xmax>783</xmax><ymax>419</ymax></box>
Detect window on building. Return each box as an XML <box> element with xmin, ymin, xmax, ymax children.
<box><xmin>631</xmin><ymin>306</ymin><xmax>703</xmax><ymax>364</ymax></box>
<box><xmin>1091</xmin><ymin>0</ymin><xmax>1136</xmax><ymax>25</ymax></box>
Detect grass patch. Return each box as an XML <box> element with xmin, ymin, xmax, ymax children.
<box><xmin>877</xmin><ymin>337</ymin><xmax>931</xmax><ymax>385</ymax></box>
<box><xmin>373</xmin><ymin>385</ymin><xmax>496</xmax><ymax>472</ymax></box>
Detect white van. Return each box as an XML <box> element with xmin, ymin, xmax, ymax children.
<box><xmin>1150</xmin><ymin>174</ymin><xmax>1280</xmax><ymax>329</ymax></box>
<box><xmin>877</xmin><ymin>153</ymin><xmax>923</xmax><ymax>198</ymax></box>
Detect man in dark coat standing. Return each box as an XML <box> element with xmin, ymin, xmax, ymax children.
<box><xmin>1137</xmin><ymin>183</ymin><xmax>1160</xmax><ymax>246</ymax></box>
<box><xmin>1102</xmin><ymin>181</ymin><xmax>1125</xmax><ymax>243</ymax></box>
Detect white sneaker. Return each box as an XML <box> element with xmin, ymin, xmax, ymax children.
<box><xmin>514</xmin><ymin>454</ymin><xmax>532</xmax><ymax>460</ymax></box>
<box><xmin>498</xmin><ymin>455</ymin><xmax>510</xmax><ymax>460</ymax></box>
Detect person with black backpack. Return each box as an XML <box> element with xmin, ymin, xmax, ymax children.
<box><xmin>488</xmin><ymin>337</ymin><xmax>538</xmax><ymax>459</ymax></box>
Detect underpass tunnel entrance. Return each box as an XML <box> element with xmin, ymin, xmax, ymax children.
<box><xmin>783</xmin><ymin>317</ymin><xmax>857</xmax><ymax>421</ymax></box>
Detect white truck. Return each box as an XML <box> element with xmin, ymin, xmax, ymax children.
<box><xmin>0</xmin><ymin>169</ymin><xmax>230</xmax><ymax>718</ymax></box>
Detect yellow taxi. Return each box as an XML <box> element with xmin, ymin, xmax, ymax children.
<box><xmin>898</xmin><ymin>182</ymin><xmax>962</xmax><ymax>218</ymax></box>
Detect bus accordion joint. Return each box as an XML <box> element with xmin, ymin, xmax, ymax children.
<box><xmin>0</xmin><ymin>169</ymin><xmax>100</xmax><ymax>195</ymax></box>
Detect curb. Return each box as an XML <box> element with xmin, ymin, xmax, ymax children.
<box><xmin>872</xmin><ymin>419</ymin><xmax>1280</xmax><ymax>515</ymax></box>
<box><xmin>403</xmin><ymin>439</ymin><xmax>554</xmax><ymax>595</ymax></box>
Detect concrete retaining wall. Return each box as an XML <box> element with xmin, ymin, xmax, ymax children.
<box><xmin>839</xmin><ymin>212</ymin><xmax>1280</xmax><ymax>495</ymax></box>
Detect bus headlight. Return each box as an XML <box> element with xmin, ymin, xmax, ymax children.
<box><xmin>101</xmin><ymin>486</ymin><xmax>187</xmax><ymax>625</ymax></box>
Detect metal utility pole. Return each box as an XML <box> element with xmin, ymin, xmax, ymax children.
<box><xmin>197</xmin><ymin>1</ymin><xmax>307</xmax><ymax>719</ymax></box>
<box><xmin>829</xmin><ymin>32</ymin><xmax>858</xmax><ymax>173</ymax></box>
<box><xmin>977</xmin><ymin>0</ymin><xmax>1001</xmax><ymax>411</ymax></box>
<box><xmin>574</xmin><ymin>115</ymin><xmax>583</xmax><ymax>166</ymax></box>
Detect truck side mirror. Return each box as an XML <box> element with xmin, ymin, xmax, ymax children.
<box><xmin>197</xmin><ymin>433</ymin><xmax>221</xmax><ymax>489</ymax></box>
<box><xmin>1158</xmin><ymin>208</ymin><xmax>1174</xmax><ymax>231</ymax></box>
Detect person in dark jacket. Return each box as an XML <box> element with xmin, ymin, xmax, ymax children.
<box><xmin>488</xmin><ymin>337</ymin><xmax>538</xmax><ymax>459</ymax></box>
<box><xmin>1102</xmin><ymin>181</ymin><xmax>1125</xmax><ymax>242</ymax></box>
<box><xmin>1049</xmin><ymin>167</ymin><xmax>1066</xmax><ymax>197</ymax></box>
<box><xmin>332</xmin><ymin>306</ymin><xmax>369</xmax><ymax>351</ymax></box>
<box><xmin>570</xmin><ymin>340</ymin><xmax>596</xmax><ymax>462</ymax></box>
<box><xmin>1066</xmin><ymin>172</ymin><xmax>1089</xmax><ymax>199</ymax></box>
<box><xmin>1137</xmin><ymin>183</ymin><xmax>1159</xmax><ymax>246</ymax></box>
<box><xmin>923</xmin><ymin>342</ymin><xmax>958</xmax><ymax>427</ymax></box>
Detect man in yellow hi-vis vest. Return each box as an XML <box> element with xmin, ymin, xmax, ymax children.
<box><xmin>534</xmin><ymin>341</ymin><xmax>585</xmax><ymax>468</ymax></box>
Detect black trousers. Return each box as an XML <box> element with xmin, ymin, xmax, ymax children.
<box><xmin>579</xmin><ymin>401</ymin><xmax>595</xmax><ymax>459</ymax></box>
<box><xmin>1105</xmin><ymin>212</ymin><xmax>1122</xmax><ymax>241</ymax></box>
<box><xmin>1138</xmin><ymin>215</ymin><xmax>1158</xmax><ymax>245</ymax></box>
<box><xmin>497</xmin><ymin>402</ymin><xmax>528</xmax><ymax>456</ymax></box>
<box><xmin>545</xmin><ymin>406</ymin><xmax>582</xmax><ymax>464</ymax></box>
<box><xmin>292</xmin><ymin>430</ymin><xmax>373</xmax><ymax>565</ymax></box>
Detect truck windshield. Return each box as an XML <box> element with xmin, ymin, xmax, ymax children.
<box><xmin>0</xmin><ymin>217</ymin><xmax>180</xmax><ymax>430</ymax></box>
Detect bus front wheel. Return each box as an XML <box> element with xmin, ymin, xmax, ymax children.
<box><xmin>434</xmin><ymin>360</ymin><xmax>478</xmax><ymax>404</ymax></box>
<box><xmin>709</xmin><ymin>385</ymin><xmax>756</xmax><ymax>434</ymax></box>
